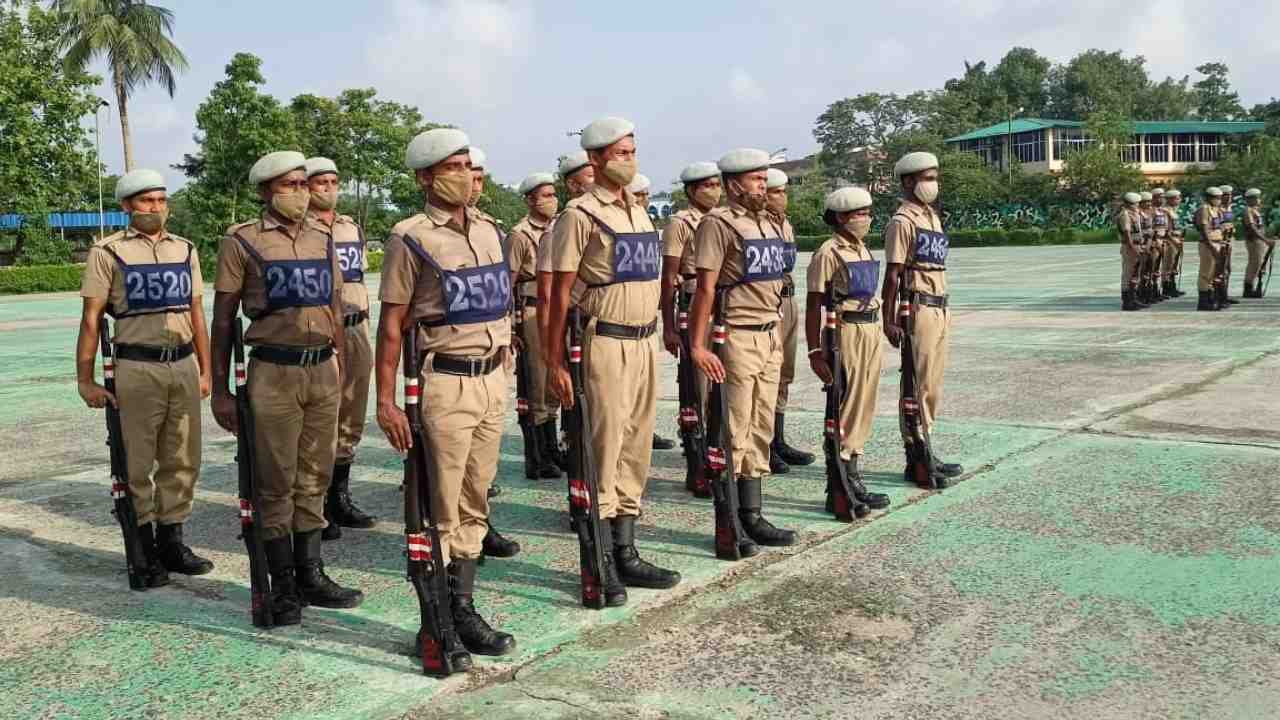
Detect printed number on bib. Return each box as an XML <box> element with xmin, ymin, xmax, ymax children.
<box><xmin>914</xmin><ymin>230</ymin><xmax>949</xmax><ymax>266</ymax></box>
<box><xmin>336</xmin><ymin>243</ymin><xmax>364</xmax><ymax>281</ymax></box>
<box><xmin>442</xmin><ymin>263</ymin><xmax>512</xmax><ymax>324</ymax></box>
<box><xmin>742</xmin><ymin>238</ymin><xmax>786</xmax><ymax>282</ymax></box>
<box><xmin>123</xmin><ymin>263</ymin><xmax>193</xmax><ymax>310</ymax></box>
<box><xmin>265</xmin><ymin>264</ymin><xmax>333</xmax><ymax>306</ymax></box>
<box><xmin>612</xmin><ymin>232</ymin><xmax>661</xmax><ymax>282</ymax></box>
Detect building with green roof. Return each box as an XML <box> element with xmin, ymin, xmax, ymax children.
<box><xmin>945</xmin><ymin>118</ymin><xmax>1265</xmax><ymax>182</ymax></box>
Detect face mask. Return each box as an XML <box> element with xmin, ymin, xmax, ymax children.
<box><xmin>535</xmin><ymin>196</ymin><xmax>559</xmax><ymax>218</ymax></box>
<box><xmin>309</xmin><ymin>188</ymin><xmax>338</xmax><ymax>211</ymax></box>
<box><xmin>271</xmin><ymin>191</ymin><xmax>310</xmax><ymax>222</ymax></box>
<box><xmin>691</xmin><ymin>186</ymin><xmax>721</xmax><ymax>210</ymax></box>
<box><xmin>130</xmin><ymin>210</ymin><xmax>167</xmax><ymax>235</ymax></box>
<box><xmin>602</xmin><ymin>158</ymin><xmax>638</xmax><ymax>186</ymax></box>
<box><xmin>914</xmin><ymin>180</ymin><xmax>939</xmax><ymax>205</ymax></box>
<box><xmin>731</xmin><ymin>180</ymin><xmax>766</xmax><ymax>212</ymax></box>
<box><xmin>766</xmin><ymin>193</ymin><xmax>788</xmax><ymax>216</ymax></box>
<box><xmin>432</xmin><ymin>170</ymin><xmax>472</xmax><ymax>207</ymax></box>
<box><xmin>843</xmin><ymin>216</ymin><xmax>872</xmax><ymax>241</ymax></box>
<box><xmin>1210</xmin><ymin>198</ymin><xmax>1221</xmax><ymax>208</ymax></box>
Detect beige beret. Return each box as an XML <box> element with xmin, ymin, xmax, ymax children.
<box><xmin>249</xmin><ymin>151</ymin><xmax>306</xmax><ymax>185</ymax></box>
<box><xmin>114</xmin><ymin>168</ymin><xmax>166</xmax><ymax>202</ymax></box>
<box><xmin>766</xmin><ymin>168</ymin><xmax>788</xmax><ymax>189</ymax></box>
<box><xmin>405</xmin><ymin>128</ymin><xmax>469</xmax><ymax>171</ymax></box>
<box><xmin>679</xmin><ymin>161</ymin><xmax>719</xmax><ymax>184</ymax></box>
<box><xmin>558</xmin><ymin>150</ymin><xmax>590</xmax><ymax>178</ymax></box>
<box><xmin>893</xmin><ymin>151</ymin><xmax>938</xmax><ymax>179</ymax></box>
<box><xmin>518</xmin><ymin>172</ymin><xmax>556</xmax><ymax>196</ymax></box>
<box><xmin>825</xmin><ymin>186</ymin><xmax>873</xmax><ymax>212</ymax></box>
<box><xmin>305</xmin><ymin>157</ymin><xmax>338</xmax><ymax>179</ymax></box>
<box><xmin>580</xmin><ymin>116</ymin><xmax>635</xmax><ymax>150</ymax></box>
<box><xmin>717</xmin><ymin>148</ymin><xmax>771</xmax><ymax>175</ymax></box>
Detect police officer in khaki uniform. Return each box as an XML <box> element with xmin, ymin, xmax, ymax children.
<box><xmin>547</xmin><ymin>116</ymin><xmax>681</xmax><ymax>595</ymax></box>
<box><xmin>509</xmin><ymin>172</ymin><xmax>563</xmax><ymax>478</ymax></box>
<box><xmin>1195</xmin><ymin>186</ymin><xmax>1226</xmax><ymax>311</ymax></box>
<box><xmin>688</xmin><ymin>147</ymin><xmax>797</xmax><ymax>548</ymax></box>
<box><xmin>765</xmin><ymin>168</ymin><xmax>815</xmax><ymax>474</ymax></box>
<box><xmin>1219</xmin><ymin>185</ymin><xmax>1240</xmax><ymax>306</ymax></box>
<box><xmin>806</xmin><ymin>187</ymin><xmax>891</xmax><ymax>513</ymax></box>
<box><xmin>375</xmin><ymin>129</ymin><xmax>515</xmax><ymax>656</ymax></box>
<box><xmin>303</xmin><ymin>157</ymin><xmax>377</xmax><ymax>541</ymax></box>
<box><xmin>467</xmin><ymin>147</ymin><xmax>493</xmax><ymax>218</ymax></box>
<box><xmin>1116</xmin><ymin>192</ymin><xmax>1144</xmax><ymax>311</ymax></box>
<box><xmin>881</xmin><ymin>151</ymin><xmax>964</xmax><ymax>486</ymax></box>
<box><xmin>1161</xmin><ymin>189</ymin><xmax>1187</xmax><ymax>297</ymax></box>
<box><xmin>211</xmin><ymin>151</ymin><xmax>363</xmax><ymax>625</ymax></box>
<box><xmin>661</xmin><ymin>161</ymin><xmax>721</xmax><ymax>360</ymax></box>
<box><xmin>1242</xmin><ymin>188</ymin><xmax>1274</xmax><ymax>297</ymax></box>
<box><xmin>536</xmin><ymin>151</ymin><xmax>594</xmax><ymax>362</ymax></box>
<box><xmin>1138</xmin><ymin>192</ymin><xmax>1163</xmax><ymax>303</ymax></box>
<box><xmin>624</xmin><ymin>171</ymin><xmax>676</xmax><ymax>452</ymax></box>
<box><xmin>78</xmin><ymin>168</ymin><xmax>214</xmax><ymax>585</ymax></box>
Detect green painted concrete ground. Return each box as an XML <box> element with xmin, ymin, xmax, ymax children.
<box><xmin>2</xmin><ymin>243</ymin><xmax>1278</xmax><ymax>719</ymax></box>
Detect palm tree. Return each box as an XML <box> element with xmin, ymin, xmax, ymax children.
<box><xmin>53</xmin><ymin>0</ymin><xmax>188</xmax><ymax>171</ymax></box>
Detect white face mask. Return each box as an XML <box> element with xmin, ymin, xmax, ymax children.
<box><xmin>914</xmin><ymin>180</ymin><xmax>939</xmax><ymax>205</ymax></box>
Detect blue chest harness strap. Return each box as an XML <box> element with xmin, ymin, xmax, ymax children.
<box><xmin>104</xmin><ymin>244</ymin><xmax>194</xmax><ymax>318</ymax></box>
<box><xmin>402</xmin><ymin>234</ymin><xmax>512</xmax><ymax>327</ymax></box>
<box><xmin>576</xmin><ymin>208</ymin><xmax>661</xmax><ymax>288</ymax></box>
<box><xmin>234</xmin><ymin>232</ymin><xmax>335</xmax><ymax>320</ymax></box>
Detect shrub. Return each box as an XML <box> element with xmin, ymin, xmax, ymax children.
<box><xmin>1008</xmin><ymin>229</ymin><xmax>1041</xmax><ymax>246</ymax></box>
<box><xmin>979</xmin><ymin>229</ymin><xmax>1005</xmax><ymax>245</ymax></box>
<box><xmin>0</xmin><ymin>264</ymin><xmax>83</xmax><ymax>294</ymax></box>
<box><xmin>366</xmin><ymin>250</ymin><xmax>384</xmax><ymax>273</ymax></box>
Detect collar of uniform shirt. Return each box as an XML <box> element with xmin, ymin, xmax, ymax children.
<box><xmin>526</xmin><ymin>214</ymin><xmax>550</xmax><ymax>231</ymax></box>
<box><xmin>425</xmin><ymin>200</ymin><xmax>467</xmax><ymax>233</ymax></box>
<box><xmin>123</xmin><ymin>225</ymin><xmax>171</xmax><ymax>244</ymax></box>
<box><xmin>261</xmin><ymin>209</ymin><xmax>304</xmax><ymax>237</ymax></box>
<box><xmin>725</xmin><ymin>198</ymin><xmax>757</xmax><ymax>219</ymax></box>
<box><xmin>589</xmin><ymin>183</ymin><xmax>630</xmax><ymax>210</ymax></box>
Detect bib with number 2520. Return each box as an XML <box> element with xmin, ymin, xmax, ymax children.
<box><xmin>913</xmin><ymin>229</ymin><xmax>949</xmax><ymax>266</ymax></box>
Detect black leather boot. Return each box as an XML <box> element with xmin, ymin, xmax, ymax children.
<box><xmin>413</xmin><ymin>627</ymin><xmax>473</xmax><ymax>675</ymax></box>
<box><xmin>530</xmin><ymin>422</ymin><xmax>563</xmax><ymax>479</ymax></box>
<box><xmin>487</xmin><ymin>483</ymin><xmax>502</xmax><ymax>498</ymax></box>
<box><xmin>929</xmin><ymin>453</ymin><xmax>963</xmax><ymax>478</ymax></box>
<box><xmin>156</xmin><ymin>523</ymin><xmax>214</xmax><ymax>575</ymax></box>
<box><xmin>611</xmin><ymin>515</ymin><xmax>681</xmax><ymax>589</ymax></box>
<box><xmin>543</xmin><ymin>419</ymin><xmax>570</xmax><ymax>473</ymax></box>
<box><xmin>1197</xmin><ymin>290</ymin><xmax>1216</xmax><ymax>311</ymax></box>
<box><xmin>1217</xmin><ymin>283</ymin><xmax>1233</xmax><ymax>308</ymax></box>
<box><xmin>481</xmin><ymin>523</ymin><xmax>520</xmax><ymax>559</ymax></box>
<box><xmin>768</xmin><ymin>448</ymin><xmax>790</xmax><ymax>474</ymax></box>
<box><xmin>737</xmin><ymin>477</ymin><xmax>796</xmax><ymax>546</ymax></box>
<box><xmin>1122</xmin><ymin>290</ymin><xmax>1139</xmax><ymax>311</ymax></box>
<box><xmin>137</xmin><ymin>522</ymin><xmax>170</xmax><ymax>588</ymax></box>
<box><xmin>845</xmin><ymin>457</ymin><xmax>890</xmax><ymax>509</ymax></box>
<box><xmin>598</xmin><ymin>521</ymin><xmax>628</xmax><ymax>607</ymax></box>
<box><xmin>263</xmin><ymin>536</ymin><xmax>301</xmax><ymax>625</ymax></box>
<box><xmin>449</xmin><ymin>559</ymin><xmax>516</xmax><ymax>656</ymax></box>
<box><xmin>652</xmin><ymin>433</ymin><xmax>676</xmax><ymax>450</ymax></box>
<box><xmin>326</xmin><ymin>463</ymin><xmax>376</xmax><ymax>532</ymax></box>
<box><xmin>771</xmin><ymin>412</ymin><xmax>815</xmax><ymax>466</ymax></box>
<box><xmin>1132</xmin><ymin>286</ymin><xmax>1149</xmax><ymax>308</ymax></box>
<box><xmin>294</xmin><ymin>529</ymin><xmax>364</xmax><ymax>609</ymax></box>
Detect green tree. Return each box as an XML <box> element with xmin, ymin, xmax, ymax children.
<box><xmin>813</xmin><ymin>91</ymin><xmax>931</xmax><ymax>189</ymax></box>
<box><xmin>1058</xmin><ymin>110</ymin><xmax>1144</xmax><ymax>201</ymax></box>
<box><xmin>1137</xmin><ymin>75</ymin><xmax>1196</xmax><ymax>119</ymax></box>
<box><xmin>1046</xmin><ymin>50</ymin><xmax>1150</xmax><ymax>119</ymax></box>
<box><xmin>991</xmin><ymin>47</ymin><xmax>1052</xmax><ymax>117</ymax></box>
<box><xmin>1</xmin><ymin>1</ymin><xmax>99</xmax><ymax>263</ymax></box>
<box><xmin>938</xmin><ymin>150</ymin><xmax>1006</xmax><ymax>207</ymax></box>
<box><xmin>1249</xmin><ymin>98</ymin><xmax>1280</xmax><ymax>138</ymax></box>
<box><xmin>1193</xmin><ymin>62</ymin><xmax>1244</xmax><ymax>120</ymax></box>
<box><xmin>53</xmin><ymin>0</ymin><xmax>188</xmax><ymax>171</ymax></box>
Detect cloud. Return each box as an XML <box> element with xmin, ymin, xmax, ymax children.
<box><xmin>728</xmin><ymin>68</ymin><xmax>766</xmax><ymax>104</ymax></box>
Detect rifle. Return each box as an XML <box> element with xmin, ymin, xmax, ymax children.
<box><xmin>231</xmin><ymin>318</ymin><xmax>273</xmax><ymax>627</ymax></box>
<box><xmin>566</xmin><ymin>308</ymin><xmax>608</xmax><ymax>609</ymax></box>
<box><xmin>512</xmin><ymin>304</ymin><xmax>545</xmax><ymax>478</ymax></box>
<box><xmin>1262</xmin><ymin>243</ymin><xmax>1275</xmax><ymax>297</ymax></box>
<box><xmin>675</xmin><ymin>287</ymin><xmax>709</xmax><ymax>498</ymax></box>
<box><xmin>898</xmin><ymin>294</ymin><xmax>937</xmax><ymax>490</ymax></box>
<box><xmin>402</xmin><ymin>330</ymin><xmax>468</xmax><ymax>675</ymax></box>
<box><xmin>99</xmin><ymin>321</ymin><xmax>149</xmax><ymax>591</ymax></box>
<box><xmin>821</xmin><ymin>290</ymin><xmax>869</xmax><ymax>522</ymax></box>
<box><xmin>705</xmin><ymin>290</ymin><xmax>750</xmax><ymax>560</ymax></box>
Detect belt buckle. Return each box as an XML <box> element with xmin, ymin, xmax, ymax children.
<box><xmin>159</xmin><ymin>346</ymin><xmax>175</xmax><ymax>363</ymax></box>
<box><xmin>468</xmin><ymin>357</ymin><xmax>481</xmax><ymax>377</ymax></box>
<box><xmin>301</xmin><ymin>348</ymin><xmax>317</xmax><ymax>367</ymax></box>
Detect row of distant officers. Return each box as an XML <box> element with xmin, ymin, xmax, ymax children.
<box><xmin>76</xmin><ymin>115</ymin><xmax>961</xmax><ymax>671</ymax></box>
<box><xmin>1115</xmin><ymin>185</ymin><xmax>1274</xmax><ymax>311</ymax></box>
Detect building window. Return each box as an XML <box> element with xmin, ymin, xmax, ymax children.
<box><xmin>1120</xmin><ymin>136</ymin><xmax>1142</xmax><ymax>164</ymax></box>
<box><xmin>1198</xmin><ymin>134</ymin><xmax>1220</xmax><ymax>162</ymax></box>
<box><xmin>1144</xmin><ymin>133</ymin><xmax>1169</xmax><ymax>163</ymax></box>
<box><xmin>1012</xmin><ymin>130</ymin><xmax>1045</xmax><ymax>163</ymax></box>
<box><xmin>1172</xmin><ymin>133</ymin><xmax>1196</xmax><ymax>162</ymax></box>
<box><xmin>1053</xmin><ymin>128</ymin><xmax>1090</xmax><ymax>160</ymax></box>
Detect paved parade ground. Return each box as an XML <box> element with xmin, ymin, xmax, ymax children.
<box><xmin>2</xmin><ymin>243</ymin><xmax>1278</xmax><ymax>720</ymax></box>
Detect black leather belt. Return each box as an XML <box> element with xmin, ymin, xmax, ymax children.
<box><xmin>114</xmin><ymin>342</ymin><xmax>194</xmax><ymax>363</ymax></box>
<box><xmin>909</xmin><ymin>292</ymin><xmax>949</xmax><ymax>309</ymax></box>
<box><xmin>841</xmin><ymin>309</ymin><xmax>880</xmax><ymax>324</ymax></box>
<box><xmin>343</xmin><ymin>310</ymin><xmax>369</xmax><ymax>327</ymax></box>
<box><xmin>593</xmin><ymin>318</ymin><xmax>657</xmax><ymax>340</ymax></box>
<box><xmin>430</xmin><ymin>352</ymin><xmax>502</xmax><ymax>377</ymax></box>
<box><xmin>730</xmin><ymin>321</ymin><xmax>778</xmax><ymax>332</ymax></box>
<box><xmin>250</xmin><ymin>345</ymin><xmax>334</xmax><ymax>367</ymax></box>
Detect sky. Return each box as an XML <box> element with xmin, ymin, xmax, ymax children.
<box><xmin>87</xmin><ymin>0</ymin><xmax>1280</xmax><ymax>194</ymax></box>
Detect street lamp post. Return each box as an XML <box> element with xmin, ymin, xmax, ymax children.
<box><xmin>95</xmin><ymin>99</ymin><xmax>109</xmax><ymax>241</ymax></box>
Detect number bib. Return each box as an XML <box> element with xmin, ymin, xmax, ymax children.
<box><xmin>844</xmin><ymin>259</ymin><xmax>880</xmax><ymax>299</ymax></box>
<box><xmin>612</xmin><ymin>231</ymin><xmax>661</xmax><ymax>282</ymax></box>
<box><xmin>1222</xmin><ymin>210</ymin><xmax>1234</xmax><ymax>222</ymax></box>
<box><xmin>335</xmin><ymin>241</ymin><xmax>364</xmax><ymax>283</ymax></box>
<box><xmin>403</xmin><ymin>237</ymin><xmax>511</xmax><ymax>325</ymax></box>
<box><xmin>742</xmin><ymin>237</ymin><xmax>786</xmax><ymax>283</ymax></box>
<box><xmin>104</xmin><ymin>245</ymin><xmax>193</xmax><ymax>317</ymax></box>
<box><xmin>914</xmin><ymin>229</ymin><xmax>949</xmax><ymax>266</ymax></box>
<box><xmin>781</xmin><ymin>242</ymin><xmax>798</xmax><ymax>274</ymax></box>
<box><xmin>263</xmin><ymin>259</ymin><xmax>334</xmax><ymax>309</ymax></box>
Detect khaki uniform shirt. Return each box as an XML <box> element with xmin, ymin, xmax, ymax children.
<box><xmin>537</xmin><ymin>211</ymin><xmax>586</xmax><ymax>306</ymax></box>
<box><xmin>1116</xmin><ymin>208</ymin><xmax>1138</xmax><ymax>244</ymax></box>
<box><xmin>81</xmin><ymin>228</ymin><xmax>203</xmax><ymax>347</ymax></box>
<box><xmin>1195</xmin><ymin>206</ymin><xmax>1223</xmax><ymax>243</ymax></box>
<box><xmin>661</xmin><ymin>206</ymin><xmax>705</xmax><ymax>281</ymax></box>
<box><xmin>214</xmin><ymin>212</ymin><xmax>345</xmax><ymax>348</ymax></box>
<box><xmin>308</xmin><ymin>212</ymin><xmax>369</xmax><ymax>315</ymax></box>
<box><xmin>380</xmin><ymin>203</ymin><xmax>511</xmax><ymax>357</ymax></box>
<box><xmin>509</xmin><ymin>214</ymin><xmax>550</xmax><ymax>300</ymax></box>
<box><xmin>807</xmin><ymin>233</ymin><xmax>881</xmax><ymax>312</ymax></box>
<box><xmin>1244</xmin><ymin>206</ymin><xmax>1266</xmax><ymax>241</ymax></box>
<box><xmin>551</xmin><ymin>185</ymin><xmax>660</xmax><ymax>325</ymax></box>
<box><xmin>884</xmin><ymin>200</ymin><xmax>948</xmax><ymax>296</ymax></box>
<box><xmin>693</xmin><ymin>201</ymin><xmax>785</xmax><ymax>326</ymax></box>
<box><xmin>1162</xmin><ymin>206</ymin><xmax>1183</xmax><ymax>237</ymax></box>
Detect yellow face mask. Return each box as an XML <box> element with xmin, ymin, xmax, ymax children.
<box><xmin>432</xmin><ymin>170</ymin><xmax>472</xmax><ymax>207</ymax></box>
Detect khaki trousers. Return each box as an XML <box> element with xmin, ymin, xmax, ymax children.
<box><xmin>1245</xmin><ymin>239</ymin><xmax>1271</xmax><ymax>284</ymax></box>
<box><xmin>722</xmin><ymin>326</ymin><xmax>782</xmax><ymax>479</ymax></box>
<box><xmin>583</xmin><ymin>326</ymin><xmax>657</xmax><ymax>519</ymax></box>
<box><xmin>116</xmin><ymin>355</ymin><xmax>201</xmax><ymax>526</ymax></box>
<box><xmin>520</xmin><ymin>306</ymin><xmax>559</xmax><ymax>425</ymax></box>
<box><xmin>837</xmin><ymin>320</ymin><xmax>883</xmax><ymax>459</ymax></box>
<box><xmin>776</xmin><ymin>290</ymin><xmax>799</xmax><ymax>409</ymax></box>
<box><xmin>1161</xmin><ymin>238</ymin><xmax>1183</xmax><ymax>278</ymax></box>
<box><xmin>248</xmin><ymin>357</ymin><xmax>339</xmax><ymax>539</ymax></box>
<box><xmin>336</xmin><ymin>320</ymin><xmax>372</xmax><ymax>463</ymax></box>
<box><xmin>898</xmin><ymin>305</ymin><xmax>949</xmax><ymax>443</ymax></box>
<box><xmin>1198</xmin><ymin>242</ymin><xmax>1224</xmax><ymax>291</ymax></box>
<box><xmin>1120</xmin><ymin>243</ymin><xmax>1139</xmax><ymax>288</ymax></box>
<box><xmin>418</xmin><ymin>364</ymin><xmax>506</xmax><ymax>562</ymax></box>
